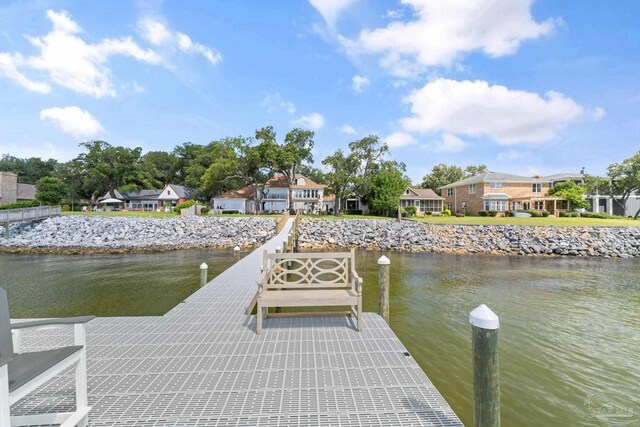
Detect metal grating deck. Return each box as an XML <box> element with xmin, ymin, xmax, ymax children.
<box><xmin>11</xmin><ymin>219</ymin><xmax>462</xmax><ymax>426</ymax></box>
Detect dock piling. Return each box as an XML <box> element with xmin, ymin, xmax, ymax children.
<box><xmin>199</xmin><ymin>263</ymin><xmax>208</xmax><ymax>287</ymax></box>
<box><xmin>470</xmin><ymin>304</ymin><xmax>500</xmax><ymax>427</ymax></box>
<box><xmin>234</xmin><ymin>246</ymin><xmax>241</xmax><ymax>262</ymax></box>
<box><xmin>378</xmin><ymin>255</ymin><xmax>390</xmax><ymax>324</ymax></box>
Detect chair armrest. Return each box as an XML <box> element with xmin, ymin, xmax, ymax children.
<box><xmin>351</xmin><ymin>269</ymin><xmax>363</xmax><ymax>293</ymax></box>
<box><xmin>257</xmin><ymin>268</ymin><xmax>269</xmax><ymax>295</ymax></box>
<box><xmin>11</xmin><ymin>316</ymin><xmax>95</xmax><ymax>330</ymax></box>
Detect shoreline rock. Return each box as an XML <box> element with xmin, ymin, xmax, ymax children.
<box><xmin>0</xmin><ymin>216</ymin><xmax>275</xmax><ymax>254</ymax></box>
<box><xmin>298</xmin><ymin>219</ymin><xmax>640</xmax><ymax>258</ymax></box>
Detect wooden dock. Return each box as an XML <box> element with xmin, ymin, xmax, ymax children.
<box><xmin>11</xmin><ymin>219</ymin><xmax>462</xmax><ymax>426</ymax></box>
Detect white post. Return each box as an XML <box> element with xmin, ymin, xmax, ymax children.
<box><xmin>200</xmin><ymin>263</ymin><xmax>208</xmax><ymax>286</ymax></box>
<box><xmin>234</xmin><ymin>246</ymin><xmax>241</xmax><ymax>262</ymax></box>
<box><xmin>276</xmin><ymin>246</ymin><xmax>282</xmax><ymax>254</ymax></box>
<box><xmin>470</xmin><ymin>304</ymin><xmax>500</xmax><ymax>427</ymax></box>
<box><xmin>378</xmin><ymin>256</ymin><xmax>390</xmax><ymax>324</ymax></box>
<box><xmin>74</xmin><ymin>324</ymin><xmax>89</xmax><ymax>414</ymax></box>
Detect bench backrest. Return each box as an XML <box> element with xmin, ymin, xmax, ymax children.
<box><xmin>263</xmin><ymin>250</ymin><xmax>356</xmax><ymax>290</ymax></box>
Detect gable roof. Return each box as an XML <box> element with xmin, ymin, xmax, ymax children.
<box><xmin>264</xmin><ymin>173</ymin><xmax>326</xmax><ymax>189</ymax></box>
<box><xmin>543</xmin><ymin>173</ymin><xmax>585</xmax><ymax>181</ymax></box>
<box><xmin>400</xmin><ymin>188</ymin><xmax>443</xmax><ymax>200</ymax></box>
<box><xmin>99</xmin><ymin>189</ymin><xmax>124</xmax><ymax>200</ymax></box>
<box><xmin>121</xmin><ymin>189</ymin><xmax>163</xmax><ymax>200</ymax></box>
<box><xmin>215</xmin><ymin>185</ymin><xmax>256</xmax><ymax>200</ymax></box>
<box><xmin>158</xmin><ymin>184</ymin><xmax>196</xmax><ymax>199</ymax></box>
<box><xmin>440</xmin><ymin>171</ymin><xmax>545</xmax><ymax>189</ymax></box>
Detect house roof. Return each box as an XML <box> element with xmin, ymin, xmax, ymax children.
<box><xmin>543</xmin><ymin>173</ymin><xmax>584</xmax><ymax>181</ymax></box>
<box><xmin>440</xmin><ymin>171</ymin><xmax>546</xmax><ymax>189</ymax></box>
<box><xmin>215</xmin><ymin>185</ymin><xmax>256</xmax><ymax>200</ymax></box>
<box><xmin>264</xmin><ymin>173</ymin><xmax>327</xmax><ymax>189</ymax></box>
<box><xmin>99</xmin><ymin>189</ymin><xmax>124</xmax><ymax>200</ymax></box>
<box><xmin>121</xmin><ymin>189</ymin><xmax>163</xmax><ymax>201</ymax></box>
<box><xmin>400</xmin><ymin>187</ymin><xmax>444</xmax><ymax>200</ymax></box>
<box><xmin>323</xmin><ymin>194</ymin><xmax>336</xmax><ymax>202</ymax></box>
<box><xmin>159</xmin><ymin>184</ymin><xmax>196</xmax><ymax>200</ymax></box>
<box><xmin>16</xmin><ymin>183</ymin><xmax>36</xmax><ymax>200</ymax></box>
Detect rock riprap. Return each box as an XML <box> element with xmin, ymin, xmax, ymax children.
<box><xmin>298</xmin><ymin>219</ymin><xmax>640</xmax><ymax>258</ymax></box>
<box><xmin>0</xmin><ymin>216</ymin><xmax>275</xmax><ymax>253</ymax></box>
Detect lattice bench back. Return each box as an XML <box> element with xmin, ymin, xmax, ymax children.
<box><xmin>263</xmin><ymin>250</ymin><xmax>356</xmax><ymax>290</ymax></box>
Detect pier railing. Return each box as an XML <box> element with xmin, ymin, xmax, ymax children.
<box><xmin>0</xmin><ymin>205</ymin><xmax>60</xmax><ymax>224</ymax></box>
<box><xmin>275</xmin><ymin>211</ymin><xmax>290</xmax><ymax>234</ymax></box>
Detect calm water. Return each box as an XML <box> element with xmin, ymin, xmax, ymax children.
<box><xmin>1</xmin><ymin>249</ymin><xmax>638</xmax><ymax>426</ymax></box>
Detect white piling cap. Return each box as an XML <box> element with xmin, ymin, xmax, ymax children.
<box><xmin>234</xmin><ymin>246</ymin><xmax>240</xmax><ymax>251</ymax></box>
<box><xmin>469</xmin><ymin>304</ymin><xmax>499</xmax><ymax>330</ymax></box>
<box><xmin>276</xmin><ymin>246</ymin><xmax>282</xmax><ymax>252</ymax></box>
<box><xmin>200</xmin><ymin>262</ymin><xmax>208</xmax><ymax>270</ymax></box>
<box><xmin>377</xmin><ymin>255</ymin><xmax>390</xmax><ymax>265</ymax></box>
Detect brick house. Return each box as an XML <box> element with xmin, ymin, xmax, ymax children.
<box><xmin>440</xmin><ymin>172</ymin><xmax>575</xmax><ymax>216</ymax></box>
<box><xmin>0</xmin><ymin>172</ymin><xmax>36</xmax><ymax>205</ymax></box>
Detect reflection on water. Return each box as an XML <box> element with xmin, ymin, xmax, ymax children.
<box><xmin>0</xmin><ymin>249</ymin><xmax>638</xmax><ymax>426</ymax></box>
<box><xmin>0</xmin><ymin>249</ymin><xmax>239</xmax><ymax>317</ymax></box>
<box><xmin>355</xmin><ymin>252</ymin><xmax>640</xmax><ymax>427</ymax></box>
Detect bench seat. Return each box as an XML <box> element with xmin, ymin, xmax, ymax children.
<box><xmin>260</xmin><ymin>289</ymin><xmax>358</xmax><ymax>307</ymax></box>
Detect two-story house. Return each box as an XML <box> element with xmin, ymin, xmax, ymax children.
<box><xmin>440</xmin><ymin>172</ymin><xmax>570</xmax><ymax>215</ymax></box>
<box><xmin>214</xmin><ymin>173</ymin><xmax>326</xmax><ymax>214</ymax></box>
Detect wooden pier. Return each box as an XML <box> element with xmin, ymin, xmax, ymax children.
<box><xmin>11</xmin><ymin>219</ymin><xmax>462</xmax><ymax>426</ymax></box>
<box><xmin>1</xmin><ymin>206</ymin><xmax>61</xmax><ymax>238</ymax></box>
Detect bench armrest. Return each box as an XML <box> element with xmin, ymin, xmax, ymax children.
<box><xmin>351</xmin><ymin>269</ymin><xmax>363</xmax><ymax>293</ymax></box>
<box><xmin>257</xmin><ymin>268</ymin><xmax>269</xmax><ymax>295</ymax></box>
<box><xmin>11</xmin><ymin>316</ymin><xmax>95</xmax><ymax>330</ymax></box>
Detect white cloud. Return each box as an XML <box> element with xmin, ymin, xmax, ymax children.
<box><xmin>309</xmin><ymin>0</ymin><xmax>358</xmax><ymax>28</ymax></box>
<box><xmin>383</xmin><ymin>131</ymin><xmax>416</xmax><ymax>148</ymax></box>
<box><xmin>0</xmin><ymin>53</ymin><xmax>50</xmax><ymax>93</ymax></box>
<box><xmin>132</xmin><ymin>81</ymin><xmax>145</xmax><ymax>93</ymax></box>
<box><xmin>261</xmin><ymin>93</ymin><xmax>296</xmax><ymax>114</ymax></box>
<box><xmin>292</xmin><ymin>112</ymin><xmax>325</xmax><ymax>130</ymax></box>
<box><xmin>338</xmin><ymin>124</ymin><xmax>356</xmax><ymax>135</ymax></box>
<box><xmin>40</xmin><ymin>106</ymin><xmax>104</xmax><ymax>137</ymax></box>
<box><xmin>497</xmin><ymin>149</ymin><xmax>523</xmax><ymax>161</ymax></box>
<box><xmin>401</xmin><ymin>79</ymin><xmax>601</xmax><ymax>144</ymax></box>
<box><xmin>4</xmin><ymin>10</ymin><xmax>163</xmax><ymax>98</ymax></box>
<box><xmin>351</xmin><ymin>75</ymin><xmax>370</xmax><ymax>92</ymax></box>
<box><xmin>340</xmin><ymin>0</ymin><xmax>557</xmax><ymax>77</ymax></box>
<box><xmin>138</xmin><ymin>18</ymin><xmax>221</xmax><ymax>65</ymax></box>
<box><xmin>433</xmin><ymin>133</ymin><xmax>466</xmax><ymax>152</ymax></box>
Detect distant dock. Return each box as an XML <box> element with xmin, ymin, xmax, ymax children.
<box><xmin>13</xmin><ymin>218</ymin><xmax>462</xmax><ymax>426</ymax></box>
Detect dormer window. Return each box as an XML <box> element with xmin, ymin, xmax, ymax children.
<box><xmin>297</xmin><ymin>178</ymin><xmax>306</xmax><ymax>185</ymax></box>
<box><xmin>405</xmin><ymin>189</ymin><xmax>410</xmax><ymax>195</ymax></box>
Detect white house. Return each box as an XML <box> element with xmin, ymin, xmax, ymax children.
<box><xmin>399</xmin><ymin>188</ymin><xmax>444</xmax><ymax>215</ymax></box>
<box><xmin>157</xmin><ymin>184</ymin><xmax>196</xmax><ymax>208</ymax></box>
<box><xmin>212</xmin><ymin>186</ymin><xmax>256</xmax><ymax>213</ymax></box>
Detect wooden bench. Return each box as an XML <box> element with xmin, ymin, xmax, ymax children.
<box><xmin>254</xmin><ymin>249</ymin><xmax>363</xmax><ymax>335</ymax></box>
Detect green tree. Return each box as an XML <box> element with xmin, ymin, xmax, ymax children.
<box><xmin>141</xmin><ymin>151</ymin><xmax>179</xmax><ymax>186</ymax></box>
<box><xmin>173</xmin><ymin>142</ymin><xmax>206</xmax><ymax>186</ymax></box>
<box><xmin>75</xmin><ymin>141</ymin><xmax>147</xmax><ymax>199</ymax></box>
<box><xmin>548</xmin><ymin>181</ymin><xmax>590</xmax><ymax>209</ymax></box>
<box><xmin>367</xmin><ymin>164</ymin><xmax>410</xmax><ymax>216</ymax></box>
<box><xmin>421</xmin><ymin>164</ymin><xmax>487</xmax><ymax>192</ymax></box>
<box><xmin>322</xmin><ymin>149</ymin><xmax>358</xmax><ymax>214</ymax></box>
<box><xmin>53</xmin><ymin>159</ymin><xmax>85</xmax><ymax>208</ymax></box>
<box><xmin>349</xmin><ymin>135</ymin><xmax>389</xmax><ymax>202</ymax></box>
<box><xmin>601</xmin><ymin>151</ymin><xmax>640</xmax><ymax>218</ymax></box>
<box><xmin>35</xmin><ymin>176</ymin><xmax>68</xmax><ymax>205</ymax></box>
<box><xmin>0</xmin><ymin>155</ymin><xmax>58</xmax><ymax>183</ymax></box>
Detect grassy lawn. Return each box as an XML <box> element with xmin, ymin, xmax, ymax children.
<box><xmin>303</xmin><ymin>213</ymin><xmax>639</xmax><ymax>227</ymax></box>
<box><xmin>63</xmin><ymin>211</ymin><xmax>282</xmax><ymax>219</ymax></box>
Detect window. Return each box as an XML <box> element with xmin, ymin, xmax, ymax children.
<box><xmin>532</xmin><ymin>183</ymin><xmax>542</xmax><ymax>193</ymax></box>
<box><xmin>489</xmin><ymin>182</ymin><xmax>502</xmax><ymax>189</ymax></box>
<box><xmin>405</xmin><ymin>189</ymin><xmax>410</xmax><ymax>195</ymax></box>
<box><xmin>534</xmin><ymin>201</ymin><xmax>544</xmax><ymax>210</ymax></box>
<box><xmin>483</xmin><ymin>200</ymin><xmax>507</xmax><ymax>211</ymax></box>
<box><xmin>447</xmin><ymin>203</ymin><xmax>453</xmax><ymax>211</ymax></box>
<box><xmin>168</xmin><ymin>190</ymin><xmax>171</xmax><ymax>195</ymax></box>
<box><xmin>468</xmin><ymin>184</ymin><xmax>476</xmax><ymax>194</ymax></box>
<box><xmin>447</xmin><ymin>188</ymin><xmax>454</xmax><ymax>196</ymax></box>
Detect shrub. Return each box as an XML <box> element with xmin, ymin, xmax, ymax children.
<box><xmin>0</xmin><ymin>200</ymin><xmax>40</xmax><ymax>210</ymax></box>
<box><xmin>487</xmin><ymin>210</ymin><xmax>498</xmax><ymax>217</ymax></box>
<box><xmin>200</xmin><ymin>207</ymin><xmax>210</xmax><ymax>215</ymax></box>
<box><xmin>61</xmin><ymin>204</ymin><xmax>70</xmax><ymax>212</ymax></box>
<box><xmin>442</xmin><ymin>209</ymin><xmax>451</xmax><ymax>217</ymax></box>
<box><xmin>222</xmin><ymin>210</ymin><xmax>240</xmax><ymax>214</ymax></box>
<box><xmin>175</xmin><ymin>200</ymin><xmax>195</xmax><ymax>211</ymax></box>
<box><xmin>541</xmin><ymin>210</ymin><xmax>550</xmax><ymax>217</ymax></box>
<box><xmin>405</xmin><ymin>206</ymin><xmax>417</xmax><ymax>217</ymax></box>
<box><xmin>525</xmin><ymin>209</ymin><xmax>542</xmax><ymax>217</ymax></box>
<box><xmin>478</xmin><ymin>210</ymin><xmax>488</xmax><ymax>217</ymax></box>
<box><xmin>456</xmin><ymin>212</ymin><xmax>465</xmax><ymax>217</ymax></box>
<box><xmin>424</xmin><ymin>211</ymin><xmax>432</xmax><ymax>216</ymax></box>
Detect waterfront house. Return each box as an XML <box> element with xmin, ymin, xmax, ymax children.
<box><xmin>157</xmin><ymin>184</ymin><xmax>196</xmax><ymax>209</ymax></box>
<box><xmin>400</xmin><ymin>187</ymin><xmax>444</xmax><ymax>215</ymax></box>
<box><xmin>213</xmin><ymin>186</ymin><xmax>256</xmax><ymax>214</ymax></box>
<box><xmin>100</xmin><ymin>189</ymin><xmax>163</xmax><ymax>211</ymax></box>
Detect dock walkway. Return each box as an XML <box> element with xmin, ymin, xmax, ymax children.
<box><xmin>13</xmin><ymin>219</ymin><xmax>462</xmax><ymax>426</ymax></box>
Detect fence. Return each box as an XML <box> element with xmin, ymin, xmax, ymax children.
<box><xmin>0</xmin><ymin>205</ymin><xmax>61</xmax><ymax>224</ymax></box>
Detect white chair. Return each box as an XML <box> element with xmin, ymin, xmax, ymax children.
<box><xmin>0</xmin><ymin>287</ymin><xmax>94</xmax><ymax>426</ymax></box>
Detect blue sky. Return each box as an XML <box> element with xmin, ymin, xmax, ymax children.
<box><xmin>0</xmin><ymin>0</ymin><xmax>638</xmax><ymax>184</ymax></box>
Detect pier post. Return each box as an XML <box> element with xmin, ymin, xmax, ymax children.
<box><xmin>3</xmin><ymin>222</ymin><xmax>8</xmax><ymax>240</ymax></box>
<box><xmin>200</xmin><ymin>263</ymin><xmax>208</xmax><ymax>287</ymax></box>
<box><xmin>377</xmin><ymin>255</ymin><xmax>390</xmax><ymax>324</ymax></box>
<box><xmin>470</xmin><ymin>304</ymin><xmax>500</xmax><ymax>427</ymax></box>
<box><xmin>234</xmin><ymin>246</ymin><xmax>241</xmax><ymax>262</ymax></box>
